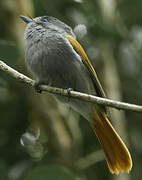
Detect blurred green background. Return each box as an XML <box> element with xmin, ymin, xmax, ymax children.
<box><xmin>0</xmin><ymin>0</ymin><xmax>142</xmax><ymax>179</ymax></box>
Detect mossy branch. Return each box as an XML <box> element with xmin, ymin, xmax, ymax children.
<box><xmin>0</xmin><ymin>60</ymin><xmax>142</xmax><ymax>113</ymax></box>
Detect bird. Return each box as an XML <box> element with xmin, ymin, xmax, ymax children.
<box><xmin>20</xmin><ymin>15</ymin><xmax>132</xmax><ymax>174</ymax></box>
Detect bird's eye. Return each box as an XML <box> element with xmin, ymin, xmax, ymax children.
<box><xmin>41</xmin><ymin>17</ymin><xmax>48</xmax><ymax>22</ymax></box>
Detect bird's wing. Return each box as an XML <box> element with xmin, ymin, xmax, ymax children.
<box><xmin>66</xmin><ymin>35</ymin><xmax>106</xmax><ymax>99</ymax></box>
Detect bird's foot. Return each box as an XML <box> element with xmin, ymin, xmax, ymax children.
<box><xmin>66</xmin><ymin>88</ymin><xmax>73</xmax><ymax>102</ymax></box>
<box><xmin>34</xmin><ymin>80</ymin><xmax>49</xmax><ymax>93</ymax></box>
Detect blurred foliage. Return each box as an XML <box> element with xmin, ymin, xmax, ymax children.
<box><xmin>0</xmin><ymin>41</ymin><xmax>19</xmax><ymax>65</ymax></box>
<box><xmin>0</xmin><ymin>160</ymin><xmax>8</xmax><ymax>180</ymax></box>
<box><xmin>0</xmin><ymin>0</ymin><xmax>142</xmax><ymax>180</ymax></box>
<box><xmin>22</xmin><ymin>165</ymin><xmax>76</xmax><ymax>180</ymax></box>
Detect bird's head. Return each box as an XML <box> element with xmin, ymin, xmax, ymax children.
<box><xmin>20</xmin><ymin>15</ymin><xmax>75</xmax><ymax>38</ymax></box>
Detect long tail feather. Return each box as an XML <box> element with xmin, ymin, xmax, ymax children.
<box><xmin>92</xmin><ymin>110</ymin><xmax>132</xmax><ymax>174</ymax></box>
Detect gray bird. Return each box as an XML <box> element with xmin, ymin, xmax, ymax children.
<box><xmin>21</xmin><ymin>15</ymin><xmax>132</xmax><ymax>174</ymax></box>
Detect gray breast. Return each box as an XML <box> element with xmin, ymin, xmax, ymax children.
<box><xmin>25</xmin><ymin>31</ymin><xmax>95</xmax><ymax>95</ymax></box>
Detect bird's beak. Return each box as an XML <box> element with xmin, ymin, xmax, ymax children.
<box><xmin>20</xmin><ymin>15</ymin><xmax>33</xmax><ymax>24</ymax></box>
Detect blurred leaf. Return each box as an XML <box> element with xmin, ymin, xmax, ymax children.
<box><xmin>0</xmin><ymin>160</ymin><xmax>8</xmax><ymax>180</ymax></box>
<box><xmin>23</xmin><ymin>165</ymin><xmax>76</xmax><ymax>180</ymax></box>
<box><xmin>0</xmin><ymin>76</ymin><xmax>9</xmax><ymax>88</ymax></box>
<box><xmin>0</xmin><ymin>40</ymin><xmax>19</xmax><ymax>66</ymax></box>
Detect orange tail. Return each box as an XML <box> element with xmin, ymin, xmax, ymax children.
<box><xmin>92</xmin><ymin>110</ymin><xmax>132</xmax><ymax>174</ymax></box>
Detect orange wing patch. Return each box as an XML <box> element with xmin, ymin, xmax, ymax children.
<box><xmin>66</xmin><ymin>35</ymin><xmax>106</xmax><ymax>99</ymax></box>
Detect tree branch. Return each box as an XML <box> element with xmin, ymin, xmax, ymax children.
<box><xmin>0</xmin><ymin>60</ymin><xmax>142</xmax><ymax>113</ymax></box>
<box><xmin>76</xmin><ymin>150</ymin><xmax>105</xmax><ymax>170</ymax></box>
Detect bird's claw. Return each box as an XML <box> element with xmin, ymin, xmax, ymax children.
<box><xmin>66</xmin><ymin>88</ymin><xmax>73</xmax><ymax>102</ymax></box>
<box><xmin>34</xmin><ymin>81</ymin><xmax>42</xmax><ymax>93</ymax></box>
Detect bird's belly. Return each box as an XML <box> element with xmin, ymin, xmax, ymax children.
<box><xmin>46</xmin><ymin>57</ymin><xmax>95</xmax><ymax>95</ymax></box>
<box><xmin>26</xmin><ymin>42</ymin><xmax>96</xmax><ymax>121</ymax></box>
<box><xmin>27</xmin><ymin>50</ymin><xmax>94</xmax><ymax>94</ymax></box>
